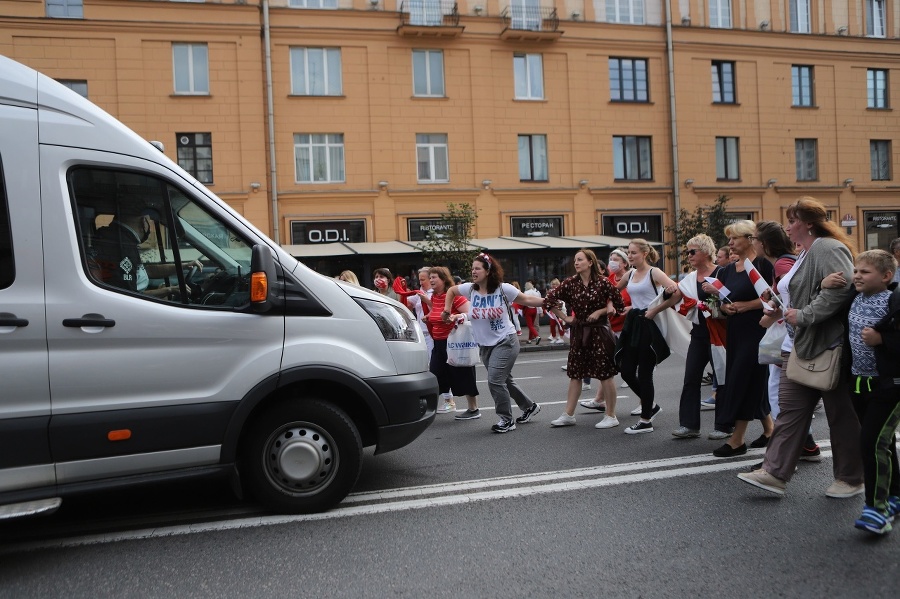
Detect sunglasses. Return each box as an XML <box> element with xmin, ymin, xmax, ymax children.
<box><xmin>683</xmin><ymin>249</ymin><xmax>698</xmax><ymax>256</ymax></box>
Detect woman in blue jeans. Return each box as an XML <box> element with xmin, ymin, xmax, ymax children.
<box><xmin>443</xmin><ymin>253</ymin><xmax>545</xmax><ymax>433</ymax></box>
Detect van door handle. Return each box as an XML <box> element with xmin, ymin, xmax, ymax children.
<box><xmin>0</xmin><ymin>313</ymin><xmax>28</xmax><ymax>327</ymax></box>
<box><xmin>63</xmin><ymin>315</ymin><xmax>116</xmax><ymax>328</ymax></box>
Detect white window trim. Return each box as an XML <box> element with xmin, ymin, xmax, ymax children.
<box><xmin>514</xmin><ymin>54</ymin><xmax>544</xmax><ymax>100</ymax></box>
<box><xmin>172</xmin><ymin>43</ymin><xmax>209</xmax><ymax>96</ymax></box>
<box><xmin>416</xmin><ymin>134</ymin><xmax>449</xmax><ymax>183</ymax></box>
<box><xmin>709</xmin><ymin>0</ymin><xmax>732</xmax><ymax>28</ymax></box>
<box><xmin>412</xmin><ymin>49</ymin><xmax>444</xmax><ymax>98</ymax></box>
<box><xmin>290</xmin><ymin>47</ymin><xmax>343</xmax><ymax>96</ymax></box>
<box><xmin>790</xmin><ymin>0</ymin><xmax>811</xmax><ymax>32</ymax></box>
<box><xmin>607</xmin><ymin>0</ymin><xmax>645</xmax><ymax>24</ymax></box>
<box><xmin>294</xmin><ymin>134</ymin><xmax>346</xmax><ymax>183</ymax></box>
<box><xmin>868</xmin><ymin>0</ymin><xmax>886</xmax><ymax>37</ymax></box>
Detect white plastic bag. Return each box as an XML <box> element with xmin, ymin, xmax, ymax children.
<box><xmin>446</xmin><ymin>318</ymin><xmax>479</xmax><ymax>367</ymax></box>
<box><xmin>758</xmin><ymin>320</ymin><xmax>787</xmax><ymax>365</ymax></box>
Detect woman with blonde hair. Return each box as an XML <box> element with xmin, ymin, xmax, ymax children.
<box><xmin>615</xmin><ymin>238</ymin><xmax>682</xmax><ymax>434</ymax></box>
<box><xmin>701</xmin><ymin>220</ymin><xmax>775</xmax><ymax>456</ymax></box>
<box><xmin>338</xmin><ymin>270</ymin><xmax>359</xmax><ymax>285</ymax></box>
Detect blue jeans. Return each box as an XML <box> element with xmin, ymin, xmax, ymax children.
<box><xmin>480</xmin><ymin>334</ymin><xmax>535</xmax><ymax>421</ymax></box>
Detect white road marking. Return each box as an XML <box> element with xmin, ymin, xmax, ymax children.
<box><xmin>6</xmin><ymin>443</ymin><xmax>833</xmax><ymax>553</ymax></box>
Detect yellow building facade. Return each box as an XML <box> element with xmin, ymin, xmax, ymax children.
<box><xmin>3</xmin><ymin>0</ymin><xmax>899</xmax><ymax>281</ymax></box>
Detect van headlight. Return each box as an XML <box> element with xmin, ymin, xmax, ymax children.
<box><xmin>355</xmin><ymin>298</ymin><xmax>419</xmax><ymax>342</ymax></box>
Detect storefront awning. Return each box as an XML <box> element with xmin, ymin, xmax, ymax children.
<box><xmin>282</xmin><ymin>242</ymin><xmax>357</xmax><ymax>257</ymax></box>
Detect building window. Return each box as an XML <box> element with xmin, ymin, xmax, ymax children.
<box><xmin>513</xmin><ymin>54</ymin><xmax>543</xmax><ymax>100</ymax></box>
<box><xmin>510</xmin><ymin>0</ymin><xmax>542</xmax><ymax>30</ymax></box>
<box><xmin>416</xmin><ymin>134</ymin><xmax>449</xmax><ymax>183</ymax></box>
<box><xmin>518</xmin><ymin>134</ymin><xmax>548</xmax><ymax>182</ymax></box>
<box><xmin>613</xmin><ymin>136</ymin><xmax>652</xmax><ymax>181</ymax></box>
<box><xmin>176</xmin><ymin>133</ymin><xmax>213</xmax><ymax>184</ymax></box>
<box><xmin>606</xmin><ymin>0</ymin><xmax>644</xmax><ymax>24</ymax></box>
<box><xmin>294</xmin><ymin>134</ymin><xmax>345</xmax><ymax>183</ymax></box>
<box><xmin>871</xmin><ymin>140</ymin><xmax>892</xmax><ymax>180</ymax></box>
<box><xmin>290</xmin><ymin>48</ymin><xmax>342</xmax><ymax>96</ymax></box>
<box><xmin>868</xmin><ymin>69</ymin><xmax>889</xmax><ymax>108</ymax></box>
<box><xmin>792</xmin><ymin>65</ymin><xmax>814</xmax><ymax>107</ymax></box>
<box><xmin>609</xmin><ymin>58</ymin><xmax>648</xmax><ymax>102</ymax></box>
<box><xmin>46</xmin><ymin>0</ymin><xmax>82</xmax><ymax>18</ymax></box>
<box><xmin>795</xmin><ymin>139</ymin><xmax>818</xmax><ymax>181</ymax></box>
<box><xmin>867</xmin><ymin>0</ymin><xmax>886</xmax><ymax>37</ymax></box>
<box><xmin>57</xmin><ymin>80</ymin><xmax>88</xmax><ymax>98</ymax></box>
<box><xmin>709</xmin><ymin>0</ymin><xmax>732</xmax><ymax>28</ymax></box>
<box><xmin>789</xmin><ymin>0</ymin><xmax>810</xmax><ymax>32</ymax></box>
<box><xmin>172</xmin><ymin>43</ymin><xmax>209</xmax><ymax>95</ymax></box>
<box><xmin>412</xmin><ymin>50</ymin><xmax>444</xmax><ymax>97</ymax></box>
<box><xmin>715</xmin><ymin>137</ymin><xmax>740</xmax><ymax>180</ymax></box>
<box><xmin>711</xmin><ymin>61</ymin><xmax>735</xmax><ymax>104</ymax></box>
<box><xmin>289</xmin><ymin>0</ymin><xmax>337</xmax><ymax>7</ymax></box>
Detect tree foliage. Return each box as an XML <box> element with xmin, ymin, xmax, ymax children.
<box><xmin>418</xmin><ymin>202</ymin><xmax>479</xmax><ymax>276</ymax></box>
<box><xmin>664</xmin><ymin>194</ymin><xmax>732</xmax><ymax>269</ymax></box>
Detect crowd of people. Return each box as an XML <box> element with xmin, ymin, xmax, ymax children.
<box><xmin>332</xmin><ymin>198</ymin><xmax>900</xmax><ymax>536</ymax></box>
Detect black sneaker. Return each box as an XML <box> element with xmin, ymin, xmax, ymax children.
<box><xmin>454</xmin><ymin>409</ymin><xmax>482</xmax><ymax>421</ymax></box>
<box><xmin>516</xmin><ymin>402</ymin><xmax>541</xmax><ymax>424</ymax></box>
<box><xmin>701</xmin><ymin>372</ymin><xmax>713</xmax><ymax>386</ymax></box>
<box><xmin>649</xmin><ymin>404</ymin><xmax>662</xmax><ymax>422</ymax></box>
<box><xmin>624</xmin><ymin>421</ymin><xmax>654</xmax><ymax>435</ymax></box>
<box><xmin>491</xmin><ymin>419</ymin><xmax>516</xmax><ymax>433</ymax></box>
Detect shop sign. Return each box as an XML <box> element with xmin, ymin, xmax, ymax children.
<box><xmin>601</xmin><ymin>214</ymin><xmax>663</xmax><ymax>241</ymax></box>
<box><xmin>510</xmin><ymin>216</ymin><xmax>563</xmax><ymax>238</ymax></box>
<box><xmin>408</xmin><ymin>218</ymin><xmax>463</xmax><ymax>241</ymax></box>
<box><xmin>290</xmin><ymin>220</ymin><xmax>366</xmax><ymax>244</ymax></box>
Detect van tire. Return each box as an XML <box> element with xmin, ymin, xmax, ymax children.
<box><xmin>242</xmin><ymin>399</ymin><xmax>363</xmax><ymax>513</ymax></box>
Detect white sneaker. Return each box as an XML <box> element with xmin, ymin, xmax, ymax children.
<box><xmin>436</xmin><ymin>401</ymin><xmax>455</xmax><ymax>414</ymax></box>
<box><xmin>595</xmin><ymin>416</ymin><xmax>619</xmax><ymax>429</ymax></box>
<box><xmin>620</xmin><ymin>382</ymin><xmax>629</xmax><ymax>388</ymax></box>
<box><xmin>629</xmin><ymin>405</ymin><xmax>642</xmax><ymax>416</ymax></box>
<box><xmin>550</xmin><ymin>413</ymin><xmax>576</xmax><ymax>427</ymax></box>
<box><xmin>579</xmin><ymin>399</ymin><xmax>606</xmax><ymax>411</ymax></box>
<box><xmin>553</xmin><ymin>338</ymin><xmax>564</xmax><ymax>345</ymax></box>
<box><xmin>581</xmin><ymin>382</ymin><xmax>592</xmax><ymax>391</ymax></box>
<box><xmin>560</xmin><ymin>365</ymin><xmax>568</xmax><ymax>371</ymax></box>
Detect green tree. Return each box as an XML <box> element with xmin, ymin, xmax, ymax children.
<box><xmin>419</xmin><ymin>202</ymin><xmax>479</xmax><ymax>276</ymax></box>
<box><xmin>665</xmin><ymin>194</ymin><xmax>731</xmax><ymax>269</ymax></box>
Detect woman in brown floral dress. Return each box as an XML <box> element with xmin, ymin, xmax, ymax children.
<box><xmin>544</xmin><ymin>249</ymin><xmax>626</xmax><ymax>429</ymax></box>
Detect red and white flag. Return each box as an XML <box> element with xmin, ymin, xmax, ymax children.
<box><xmin>741</xmin><ymin>258</ymin><xmax>783</xmax><ymax>307</ymax></box>
<box><xmin>704</xmin><ymin>277</ymin><xmax>731</xmax><ymax>299</ymax></box>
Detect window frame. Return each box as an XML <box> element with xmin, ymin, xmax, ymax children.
<box><xmin>294</xmin><ymin>133</ymin><xmax>346</xmax><ymax>183</ymax></box>
<box><xmin>612</xmin><ymin>135</ymin><xmax>653</xmax><ymax>181</ymax></box>
<box><xmin>867</xmin><ymin>68</ymin><xmax>889</xmax><ymax>108</ymax></box>
<box><xmin>288</xmin><ymin>0</ymin><xmax>337</xmax><ymax>8</ymax></box>
<box><xmin>57</xmin><ymin>79</ymin><xmax>88</xmax><ymax>98</ymax></box>
<box><xmin>513</xmin><ymin>53</ymin><xmax>544</xmax><ymax>100</ymax></box>
<box><xmin>290</xmin><ymin>47</ymin><xmax>343</xmax><ymax>96</ymax></box>
<box><xmin>518</xmin><ymin>134</ymin><xmax>549</xmax><ymax>182</ymax></box>
<box><xmin>715</xmin><ymin>137</ymin><xmax>740</xmax><ymax>180</ymax></box>
<box><xmin>709</xmin><ymin>0</ymin><xmax>732</xmax><ymax>28</ymax></box>
<box><xmin>789</xmin><ymin>0</ymin><xmax>811</xmax><ymax>32</ymax></box>
<box><xmin>794</xmin><ymin>138</ymin><xmax>819</xmax><ymax>181</ymax></box>
<box><xmin>609</xmin><ymin>57</ymin><xmax>649</xmax><ymax>103</ymax></box>
<box><xmin>871</xmin><ymin>140</ymin><xmax>892</xmax><ymax>181</ymax></box>
<box><xmin>176</xmin><ymin>133</ymin><xmax>214</xmax><ymax>185</ymax></box>
<box><xmin>867</xmin><ymin>0</ymin><xmax>886</xmax><ymax>37</ymax></box>
<box><xmin>412</xmin><ymin>49</ymin><xmax>445</xmax><ymax>98</ymax></box>
<box><xmin>791</xmin><ymin>65</ymin><xmax>815</xmax><ymax>107</ymax></box>
<box><xmin>711</xmin><ymin>61</ymin><xmax>736</xmax><ymax>104</ymax></box>
<box><xmin>46</xmin><ymin>0</ymin><xmax>82</xmax><ymax>18</ymax></box>
<box><xmin>606</xmin><ymin>0</ymin><xmax>644</xmax><ymax>24</ymax></box>
<box><xmin>416</xmin><ymin>133</ymin><xmax>450</xmax><ymax>183</ymax></box>
<box><xmin>172</xmin><ymin>43</ymin><xmax>210</xmax><ymax>96</ymax></box>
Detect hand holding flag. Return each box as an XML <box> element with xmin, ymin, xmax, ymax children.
<box><xmin>704</xmin><ymin>277</ymin><xmax>732</xmax><ymax>302</ymax></box>
<box><xmin>742</xmin><ymin>258</ymin><xmax>783</xmax><ymax>308</ymax></box>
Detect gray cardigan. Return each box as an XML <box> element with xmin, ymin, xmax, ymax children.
<box><xmin>788</xmin><ymin>236</ymin><xmax>855</xmax><ymax>360</ymax></box>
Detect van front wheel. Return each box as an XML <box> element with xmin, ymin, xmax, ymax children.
<box><xmin>243</xmin><ymin>400</ymin><xmax>363</xmax><ymax>514</ymax></box>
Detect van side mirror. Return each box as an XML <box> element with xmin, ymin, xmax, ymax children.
<box><xmin>250</xmin><ymin>244</ymin><xmax>277</xmax><ymax>313</ymax></box>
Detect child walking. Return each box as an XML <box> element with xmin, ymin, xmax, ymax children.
<box><xmin>843</xmin><ymin>250</ymin><xmax>900</xmax><ymax>535</ymax></box>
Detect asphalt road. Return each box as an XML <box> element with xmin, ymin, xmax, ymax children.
<box><xmin>1</xmin><ymin>338</ymin><xmax>897</xmax><ymax>598</ymax></box>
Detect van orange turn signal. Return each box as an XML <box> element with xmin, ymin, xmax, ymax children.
<box><xmin>108</xmin><ymin>429</ymin><xmax>132</xmax><ymax>441</ymax></box>
<box><xmin>250</xmin><ymin>272</ymin><xmax>268</xmax><ymax>302</ymax></box>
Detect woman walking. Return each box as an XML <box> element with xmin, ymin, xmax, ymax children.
<box><xmin>672</xmin><ymin>234</ymin><xmax>723</xmax><ymax>439</ymax></box>
<box><xmin>701</xmin><ymin>221</ymin><xmax>775</xmax><ymax>457</ymax></box>
<box><xmin>426</xmin><ymin>266</ymin><xmax>480</xmax><ymax>417</ymax></box>
<box><xmin>443</xmin><ymin>254</ymin><xmax>544</xmax><ymax>433</ymax></box>
<box><xmin>738</xmin><ymin>197</ymin><xmax>863</xmax><ymax>497</ymax></box>
<box><xmin>522</xmin><ymin>281</ymin><xmax>542</xmax><ymax>344</ymax></box>
<box><xmin>615</xmin><ymin>238</ymin><xmax>682</xmax><ymax>434</ymax></box>
<box><xmin>544</xmin><ymin>249</ymin><xmax>625</xmax><ymax>429</ymax></box>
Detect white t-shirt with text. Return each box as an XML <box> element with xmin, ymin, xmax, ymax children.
<box><xmin>457</xmin><ymin>282</ymin><xmax>520</xmax><ymax>347</ymax></box>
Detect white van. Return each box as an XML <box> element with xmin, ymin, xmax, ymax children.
<box><xmin>0</xmin><ymin>56</ymin><xmax>438</xmax><ymax>519</ymax></box>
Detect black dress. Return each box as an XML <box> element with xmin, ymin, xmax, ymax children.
<box><xmin>716</xmin><ymin>258</ymin><xmax>774</xmax><ymax>423</ymax></box>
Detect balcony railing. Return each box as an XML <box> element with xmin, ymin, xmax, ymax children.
<box><xmin>500</xmin><ymin>5</ymin><xmax>559</xmax><ymax>32</ymax></box>
<box><xmin>398</xmin><ymin>0</ymin><xmax>461</xmax><ymax>32</ymax></box>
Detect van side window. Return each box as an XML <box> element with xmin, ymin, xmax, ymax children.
<box><xmin>71</xmin><ymin>167</ymin><xmax>253</xmax><ymax>308</ymax></box>
<box><xmin>0</xmin><ymin>160</ymin><xmax>13</xmax><ymax>290</ymax></box>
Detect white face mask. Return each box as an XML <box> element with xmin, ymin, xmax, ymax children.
<box><xmin>608</xmin><ymin>260</ymin><xmax>621</xmax><ymax>273</ymax></box>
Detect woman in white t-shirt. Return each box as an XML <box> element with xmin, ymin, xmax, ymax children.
<box><xmin>443</xmin><ymin>253</ymin><xmax>546</xmax><ymax>433</ymax></box>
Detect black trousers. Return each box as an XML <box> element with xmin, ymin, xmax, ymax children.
<box><xmin>678</xmin><ymin>325</ymin><xmax>711</xmax><ymax>431</ymax></box>
<box><xmin>850</xmin><ymin>383</ymin><xmax>900</xmax><ymax>511</ymax></box>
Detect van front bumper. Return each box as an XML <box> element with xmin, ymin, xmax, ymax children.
<box><xmin>366</xmin><ymin>371</ymin><xmax>438</xmax><ymax>454</ymax></box>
